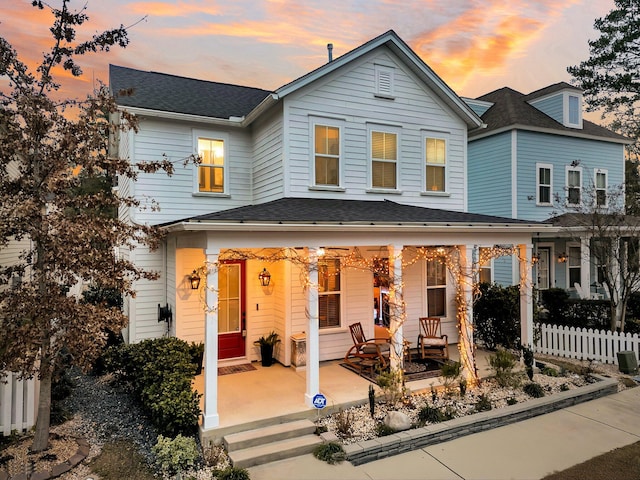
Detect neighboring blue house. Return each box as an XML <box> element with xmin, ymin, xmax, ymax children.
<box><xmin>465</xmin><ymin>83</ymin><xmax>631</xmax><ymax>297</ymax></box>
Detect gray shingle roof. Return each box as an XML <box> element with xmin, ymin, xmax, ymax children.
<box><xmin>470</xmin><ymin>85</ymin><xmax>629</xmax><ymax>142</ymax></box>
<box><xmin>109</xmin><ymin>65</ymin><xmax>272</xmax><ymax>119</ymax></box>
<box><xmin>168</xmin><ymin>198</ymin><xmax>543</xmax><ymax>226</ymax></box>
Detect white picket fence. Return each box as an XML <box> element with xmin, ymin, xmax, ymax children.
<box><xmin>534</xmin><ymin>323</ymin><xmax>640</xmax><ymax>365</ymax></box>
<box><xmin>0</xmin><ymin>372</ymin><xmax>38</xmax><ymax>435</ymax></box>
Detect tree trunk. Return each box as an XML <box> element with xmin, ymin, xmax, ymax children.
<box><xmin>32</xmin><ymin>366</ymin><xmax>52</xmax><ymax>452</ymax></box>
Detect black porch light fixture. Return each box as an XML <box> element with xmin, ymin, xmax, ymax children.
<box><xmin>258</xmin><ymin>268</ymin><xmax>271</xmax><ymax>287</ymax></box>
<box><xmin>188</xmin><ymin>270</ymin><xmax>201</xmax><ymax>290</ymax></box>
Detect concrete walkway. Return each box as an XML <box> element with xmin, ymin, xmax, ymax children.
<box><xmin>248</xmin><ymin>386</ymin><xmax>640</xmax><ymax>480</ymax></box>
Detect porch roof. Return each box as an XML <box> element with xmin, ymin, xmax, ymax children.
<box><xmin>162</xmin><ymin>198</ymin><xmax>554</xmax><ymax>232</ymax></box>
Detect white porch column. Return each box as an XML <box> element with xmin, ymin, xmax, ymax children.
<box><xmin>459</xmin><ymin>245</ymin><xmax>476</xmax><ymax>382</ymax></box>
<box><xmin>580</xmin><ymin>235</ymin><xmax>591</xmax><ymax>295</ymax></box>
<box><xmin>519</xmin><ymin>244</ymin><xmax>534</xmax><ymax>347</ymax></box>
<box><xmin>203</xmin><ymin>247</ymin><xmax>220</xmax><ymax>429</ymax></box>
<box><xmin>305</xmin><ymin>247</ymin><xmax>320</xmax><ymax>407</ymax></box>
<box><xmin>388</xmin><ymin>244</ymin><xmax>404</xmax><ymax>370</ymax></box>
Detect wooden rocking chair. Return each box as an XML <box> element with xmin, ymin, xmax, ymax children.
<box><xmin>417</xmin><ymin>317</ymin><xmax>449</xmax><ymax>361</ymax></box>
<box><xmin>344</xmin><ymin>322</ymin><xmax>390</xmax><ymax>374</ymax></box>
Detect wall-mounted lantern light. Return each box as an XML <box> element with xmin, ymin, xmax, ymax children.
<box><xmin>188</xmin><ymin>270</ymin><xmax>201</xmax><ymax>290</ymax></box>
<box><xmin>258</xmin><ymin>268</ymin><xmax>271</xmax><ymax>287</ymax></box>
<box><xmin>557</xmin><ymin>252</ymin><xmax>568</xmax><ymax>263</ymax></box>
<box><xmin>532</xmin><ymin>252</ymin><xmax>540</xmax><ymax>264</ymax></box>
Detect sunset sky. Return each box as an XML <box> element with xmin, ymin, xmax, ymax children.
<box><xmin>1</xmin><ymin>0</ymin><xmax>615</xmax><ymax>106</ymax></box>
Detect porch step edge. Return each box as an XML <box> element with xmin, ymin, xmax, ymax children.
<box><xmin>228</xmin><ymin>434</ymin><xmax>322</xmax><ymax>469</ymax></box>
<box><xmin>224</xmin><ymin>419</ymin><xmax>316</xmax><ymax>451</ymax></box>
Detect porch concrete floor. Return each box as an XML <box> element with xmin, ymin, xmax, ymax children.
<box><xmin>193</xmin><ymin>346</ymin><xmax>495</xmax><ymax>437</ymax></box>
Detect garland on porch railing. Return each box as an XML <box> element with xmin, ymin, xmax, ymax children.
<box><xmin>190</xmin><ymin>244</ymin><xmax>533</xmax><ymax>387</ymax></box>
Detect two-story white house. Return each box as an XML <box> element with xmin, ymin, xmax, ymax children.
<box><xmin>110</xmin><ymin>30</ymin><xmax>549</xmax><ymax>432</ymax></box>
<box><xmin>465</xmin><ymin>83</ymin><xmax>631</xmax><ymax>298</ymax></box>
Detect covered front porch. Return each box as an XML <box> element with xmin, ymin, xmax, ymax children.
<box><xmin>194</xmin><ymin>346</ymin><xmax>496</xmax><ymax>443</ymax></box>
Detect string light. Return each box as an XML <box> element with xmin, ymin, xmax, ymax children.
<box><xmin>192</xmin><ymin>244</ymin><xmax>534</xmax><ymax>389</ymax></box>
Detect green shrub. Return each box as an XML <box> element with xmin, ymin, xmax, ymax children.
<box><xmin>489</xmin><ymin>348</ymin><xmax>519</xmax><ymax>387</ymax></box>
<box><xmin>521</xmin><ymin>345</ymin><xmax>534</xmax><ymax>381</ymax></box>
<box><xmin>506</xmin><ymin>397</ymin><xmax>518</xmax><ymax>406</ymax></box>
<box><xmin>218</xmin><ymin>466</ymin><xmax>251</xmax><ymax>480</ymax></box>
<box><xmin>417</xmin><ymin>405</ymin><xmax>445</xmax><ymax>425</ymax></box>
<box><xmin>523</xmin><ymin>382</ymin><xmax>545</xmax><ymax>398</ymax></box>
<box><xmin>440</xmin><ymin>361</ymin><xmax>461</xmax><ymax>394</ymax></box>
<box><xmin>473</xmin><ymin>394</ymin><xmax>492</xmax><ymax>412</ymax></box>
<box><xmin>313</xmin><ymin>442</ymin><xmax>346</xmax><ymax>464</ymax></box>
<box><xmin>376</xmin><ymin>368</ymin><xmax>407</xmax><ymax>405</ymax></box>
<box><xmin>541</xmin><ymin>366</ymin><xmax>559</xmax><ymax>377</ymax></box>
<box><xmin>152</xmin><ymin>434</ymin><xmax>200</xmax><ymax>475</ymax></box>
<box><xmin>368</xmin><ymin>384</ymin><xmax>375</xmax><ymax>418</ymax></box>
<box><xmin>376</xmin><ymin>422</ymin><xmax>396</xmax><ymax>437</ymax></box>
<box><xmin>473</xmin><ymin>283</ymin><xmax>521</xmax><ymax>349</ymax></box>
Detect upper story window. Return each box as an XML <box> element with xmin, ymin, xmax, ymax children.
<box><xmin>537</xmin><ymin>163</ymin><xmax>553</xmax><ymax>205</ymax></box>
<box><xmin>318</xmin><ymin>258</ymin><xmax>341</xmax><ymax>329</ymax></box>
<box><xmin>371</xmin><ymin>129</ymin><xmax>398</xmax><ymax>190</ymax></box>
<box><xmin>314</xmin><ymin>124</ymin><xmax>340</xmax><ymax>187</ymax></box>
<box><xmin>425</xmin><ymin>136</ymin><xmax>446</xmax><ymax>192</ymax></box>
<box><xmin>198</xmin><ymin>137</ymin><xmax>225</xmax><ymax>193</ymax></box>
<box><xmin>426</xmin><ymin>258</ymin><xmax>447</xmax><ymax>317</ymax></box>
<box><xmin>568</xmin><ymin>95</ymin><xmax>580</xmax><ymax>126</ymax></box>
<box><xmin>374</xmin><ymin>64</ymin><xmax>395</xmax><ymax>99</ymax></box>
<box><xmin>595</xmin><ymin>169</ymin><xmax>608</xmax><ymax>207</ymax></box>
<box><xmin>566</xmin><ymin>167</ymin><xmax>582</xmax><ymax>205</ymax></box>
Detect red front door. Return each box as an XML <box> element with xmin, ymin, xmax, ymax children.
<box><xmin>218</xmin><ymin>260</ymin><xmax>246</xmax><ymax>359</ymax></box>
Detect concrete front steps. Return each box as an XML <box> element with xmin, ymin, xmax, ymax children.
<box><xmin>224</xmin><ymin>419</ymin><xmax>322</xmax><ymax>468</ymax></box>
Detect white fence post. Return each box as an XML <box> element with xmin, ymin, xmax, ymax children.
<box><xmin>534</xmin><ymin>323</ymin><xmax>640</xmax><ymax>365</ymax></box>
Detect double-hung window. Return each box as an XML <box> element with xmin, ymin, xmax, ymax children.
<box><xmin>314</xmin><ymin>124</ymin><xmax>340</xmax><ymax>186</ymax></box>
<box><xmin>425</xmin><ymin>137</ymin><xmax>446</xmax><ymax>192</ymax></box>
<box><xmin>371</xmin><ymin>130</ymin><xmax>397</xmax><ymax>189</ymax></box>
<box><xmin>566</xmin><ymin>167</ymin><xmax>582</xmax><ymax>205</ymax></box>
<box><xmin>198</xmin><ymin>137</ymin><xmax>225</xmax><ymax>193</ymax></box>
<box><xmin>537</xmin><ymin>164</ymin><xmax>552</xmax><ymax>205</ymax></box>
<box><xmin>568</xmin><ymin>95</ymin><xmax>580</xmax><ymax>126</ymax></box>
<box><xmin>595</xmin><ymin>169</ymin><xmax>607</xmax><ymax>207</ymax></box>
<box><xmin>568</xmin><ymin>245</ymin><xmax>581</xmax><ymax>287</ymax></box>
<box><xmin>478</xmin><ymin>247</ymin><xmax>492</xmax><ymax>284</ymax></box>
<box><xmin>318</xmin><ymin>258</ymin><xmax>341</xmax><ymax>329</ymax></box>
<box><xmin>426</xmin><ymin>259</ymin><xmax>447</xmax><ymax>317</ymax></box>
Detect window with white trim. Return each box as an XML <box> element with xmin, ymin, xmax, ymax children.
<box><xmin>537</xmin><ymin>163</ymin><xmax>552</xmax><ymax>205</ymax></box>
<box><xmin>318</xmin><ymin>258</ymin><xmax>341</xmax><ymax>329</ymax></box>
<box><xmin>478</xmin><ymin>247</ymin><xmax>492</xmax><ymax>284</ymax></box>
<box><xmin>566</xmin><ymin>167</ymin><xmax>582</xmax><ymax>205</ymax></box>
<box><xmin>371</xmin><ymin>130</ymin><xmax>397</xmax><ymax>189</ymax></box>
<box><xmin>568</xmin><ymin>245</ymin><xmax>581</xmax><ymax>287</ymax></box>
<box><xmin>595</xmin><ymin>169</ymin><xmax>607</xmax><ymax>207</ymax></box>
<box><xmin>197</xmin><ymin>137</ymin><xmax>225</xmax><ymax>193</ymax></box>
<box><xmin>314</xmin><ymin>124</ymin><xmax>340</xmax><ymax>186</ymax></box>
<box><xmin>568</xmin><ymin>95</ymin><xmax>580</xmax><ymax>125</ymax></box>
<box><xmin>425</xmin><ymin>137</ymin><xmax>446</xmax><ymax>192</ymax></box>
<box><xmin>426</xmin><ymin>258</ymin><xmax>446</xmax><ymax>317</ymax></box>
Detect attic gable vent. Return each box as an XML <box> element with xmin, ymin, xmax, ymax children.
<box><xmin>375</xmin><ymin>64</ymin><xmax>395</xmax><ymax>99</ymax></box>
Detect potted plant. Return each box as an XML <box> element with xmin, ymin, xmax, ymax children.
<box><xmin>254</xmin><ymin>331</ymin><xmax>281</xmax><ymax>367</ymax></box>
<box><xmin>189</xmin><ymin>342</ymin><xmax>205</xmax><ymax>375</ymax></box>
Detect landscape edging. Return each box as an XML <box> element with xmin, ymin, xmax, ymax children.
<box><xmin>343</xmin><ymin>375</ymin><xmax>619</xmax><ymax>466</ymax></box>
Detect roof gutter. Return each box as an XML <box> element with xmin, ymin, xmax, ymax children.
<box><xmin>163</xmin><ymin>220</ymin><xmax>558</xmax><ymax>235</ymax></box>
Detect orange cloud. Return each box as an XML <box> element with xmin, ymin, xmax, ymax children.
<box><xmin>126</xmin><ymin>1</ymin><xmax>221</xmax><ymax>17</ymax></box>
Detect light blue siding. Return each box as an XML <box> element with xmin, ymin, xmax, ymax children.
<box><xmin>529</xmin><ymin>95</ymin><xmax>563</xmax><ymax>124</ymax></box>
<box><xmin>468</xmin><ymin>132</ymin><xmax>512</xmax><ymax>217</ymax></box>
<box><xmin>493</xmin><ymin>256</ymin><xmax>514</xmax><ymax>286</ymax></box>
<box><xmin>516</xmin><ymin>131</ymin><xmax>625</xmax><ymax>221</ymax></box>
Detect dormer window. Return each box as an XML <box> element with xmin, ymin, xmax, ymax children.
<box><xmin>566</xmin><ymin>93</ymin><xmax>582</xmax><ymax>129</ymax></box>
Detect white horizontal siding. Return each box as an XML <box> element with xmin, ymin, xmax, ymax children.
<box><xmin>283</xmin><ymin>48</ymin><xmax>467</xmax><ymax>211</ymax></box>
<box><xmin>253</xmin><ymin>107</ymin><xmax>285</xmax><ymax>203</ymax></box>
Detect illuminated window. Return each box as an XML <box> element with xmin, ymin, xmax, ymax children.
<box><xmin>425</xmin><ymin>137</ymin><xmax>446</xmax><ymax>192</ymax></box>
<box><xmin>314</xmin><ymin>125</ymin><xmax>340</xmax><ymax>186</ymax></box>
<box><xmin>371</xmin><ymin>131</ymin><xmax>397</xmax><ymax>189</ymax></box>
<box><xmin>426</xmin><ymin>259</ymin><xmax>446</xmax><ymax>317</ymax></box>
<box><xmin>198</xmin><ymin>138</ymin><xmax>225</xmax><ymax>193</ymax></box>
<box><xmin>319</xmin><ymin>258</ymin><xmax>341</xmax><ymax>328</ymax></box>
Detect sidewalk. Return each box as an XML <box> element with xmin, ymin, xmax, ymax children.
<box><xmin>248</xmin><ymin>386</ymin><xmax>640</xmax><ymax>480</ymax></box>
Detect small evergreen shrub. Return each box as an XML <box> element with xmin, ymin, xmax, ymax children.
<box><xmin>521</xmin><ymin>345</ymin><xmax>535</xmax><ymax>381</ymax></box>
<box><xmin>417</xmin><ymin>405</ymin><xmax>445</xmax><ymax>425</ymax></box>
<box><xmin>376</xmin><ymin>422</ymin><xmax>396</xmax><ymax>437</ymax></box>
<box><xmin>489</xmin><ymin>348</ymin><xmax>519</xmax><ymax>387</ymax></box>
<box><xmin>218</xmin><ymin>466</ymin><xmax>251</xmax><ymax>480</ymax></box>
<box><xmin>506</xmin><ymin>397</ymin><xmax>518</xmax><ymax>406</ymax></box>
<box><xmin>523</xmin><ymin>382</ymin><xmax>545</xmax><ymax>398</ymax></box>
<box><xmin>376</xmin><ymin>368</ymin><xmax>407</xmax><ymax>405</ymax></box>
<box><xmin>368</xmin><ymin>384</ymin><xmax>375</xmax><ymax>418</ymax></box>
<box><xmin>313</xmin><ymin>442</ymin><xmax>346</xmax><ymax>464</ymax></box>
<box><xmin>541</xmin><ymin>366</ymin><xmax>559</xmax><ymax>377</ymax></box>
<box><xmin>473</xmin><ymin>394</ymin><xmax>492</xmax><ymax>412</ymax></box>
<box><xmin>560</xmin><ymin>383</ymin><xmax>570</xmax><ymax>392</ymax></box>
<box><xmin>440</xmin><ymin>361</ymin><xmax>461</xmax><ymax>394</ymax></box>
<box><xmin>152</xmin><ymin>434</ymin><xmax>200</xmax><ymax>475</ymax></box>
<box><xmin>459</xmin><ymin>378</ymin><xmax>467</xmax><ymax>396</ymax></box>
